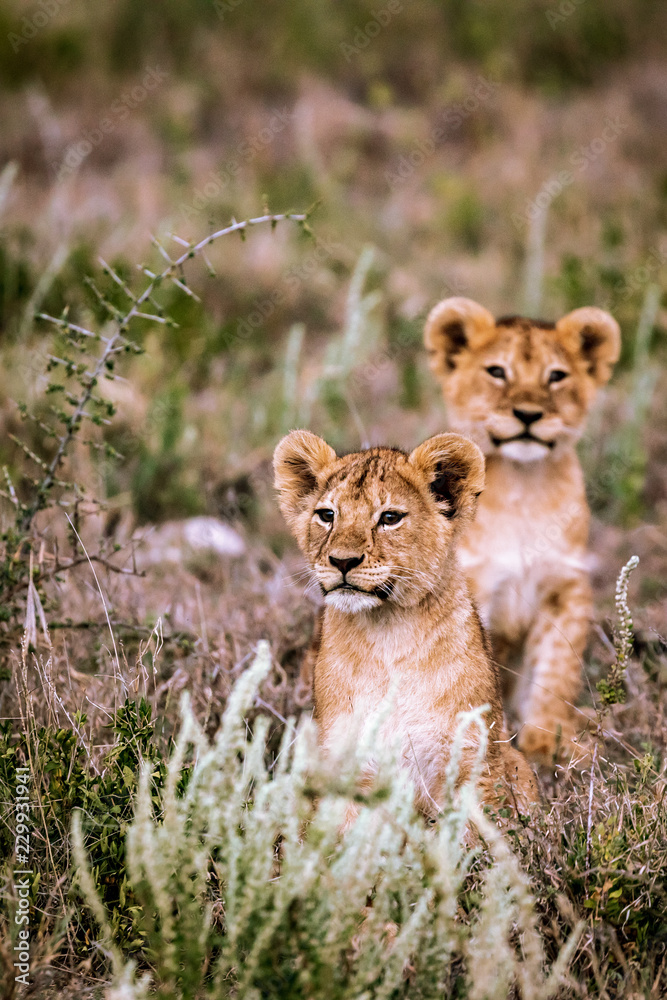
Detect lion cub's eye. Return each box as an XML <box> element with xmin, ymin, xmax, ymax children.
<box><xmin>315</xmin><ymin>508</ymin><xmax>335</xmax><ymax>524</ymax></box>
<box><xmin>379</xmin><ymin>510</ymin><xmax>406</xmax><ymax>526</ymax></box>
<box><xmin>486</xmin><ymin>365</ymin><xmax>507</xmax><ymax>380</ymax></box>
<box><xmin>548</xmin><ymin>369</ymin><xmax>569</xmax><ymax>384</ymax></box>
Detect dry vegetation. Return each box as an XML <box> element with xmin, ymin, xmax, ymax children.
<box><xmin>1</xmin><ymin>1</ymin><xmax>667</xmax><ymax>996</ymax></box>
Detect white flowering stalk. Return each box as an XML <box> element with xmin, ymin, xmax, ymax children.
<box><xmin>599</xmin><ymin>555</ymin><xmax>640</xmax><ymax>706</ymax></box>
<box><xmin>74</xmin><ymin>641</ymin><xmax>580</xmax><ymax>999</ymax></box>
<box><xmin>615</xmin><ymin>555</ymin><xmax>640</xmax><ymax>672</ymax></box>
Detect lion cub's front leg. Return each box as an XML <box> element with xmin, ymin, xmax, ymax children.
<box><xmin>517</xmin><ymin>572</ymin><xmax>593</xmax><ymax>763</ymax></box>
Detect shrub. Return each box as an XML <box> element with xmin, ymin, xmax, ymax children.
<box><xmin>0</xmin><ymin>210</ymin><xmax>310</xmax><ymax>641</ymax></box>
<box><xmin>0</xmin><ymin>685</ymin><xmax>177</xmax><ymax>969</ymax></box>
<box><xmin>74</xmin><ymin>642</ymin><xmax>581</xmax><ymax>1000</ymax></box>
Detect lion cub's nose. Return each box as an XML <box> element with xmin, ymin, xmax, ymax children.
<box><xmin>513</xmin><ymin>407</ymin><xmax>543</xmax><ymax>427</ymax></box>
<box><xmin>329</xmin><ymin>554</ymin><xmax>364</xmax><ymax>575</ymax></box>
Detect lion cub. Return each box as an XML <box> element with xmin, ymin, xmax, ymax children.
<box><xmin>274</xmin><ymin>429</ymin><xmax>536</xmax><ymax>817</ymax></box>
<box><xmin>424</xmin><ymin>297</ymin><xmax>621</xmax><ymax>763</ymax></box>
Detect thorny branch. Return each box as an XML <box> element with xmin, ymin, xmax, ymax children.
<box><xmin>20</xmin><ymin>211</ymin><xmax>307</xmax><ymax>534</ymax></box>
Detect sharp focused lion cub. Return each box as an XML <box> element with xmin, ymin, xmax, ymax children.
<box><xmin>273</xmin><ymin>429</ymin><xmax>536</xmax><ymax>816</ymax></box>
<box><xmin>424</xmin><ymin>297</ymin><xmax>621</xmax><ymax>763</ymax></box>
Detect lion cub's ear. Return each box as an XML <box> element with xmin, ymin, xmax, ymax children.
<box><xmin>424</xmin><ymin>297</ymin><xmax>496</xmax><ymax>376</ymax></box>
<box><xmin>555</xmin><ymin>306</ymin><xmax>621</xmax><ymax>386</ymax></box>
<box><xmin>409</xmin><ymin>433</ymin><xmax>485</xmax><ymax>523</ymax></box>
<box><xmin>273</xmin><ymin>430</ymin><xmax>337</xmax><ymax>534</ymax></box>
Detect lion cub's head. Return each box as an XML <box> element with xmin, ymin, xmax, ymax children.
<box><xmin>274</xmin><ymin>431</ymin><xmax>484</xmax><ymax>614</ymax></box>
<box><xmin>424</xmin><ymin>297</ymin><xmax>620</xmax><ymax>463</ymax></box>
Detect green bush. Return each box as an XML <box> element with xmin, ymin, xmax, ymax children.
<box><xmin>73</xmin><ymin>643</ymin><xmax>580</xmax><ymax>1000</ymax></box>
<box><xmin>0</xmin><ymin>695</ymin><xmax>180</xmax><ymax>960</ymax></box>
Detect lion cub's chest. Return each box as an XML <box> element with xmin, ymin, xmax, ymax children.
<box><xmin>315</xmin><ymin>621</ymin><xmax>472</xmax><ymax>791</ymax></box>
<box><xmin>459</xmin><ymin>471</ymin><xmax>589</xmax><ymax>643</ymax></box>
<box><xmin>318</xmin><ymin>631</ymin><xmax>459</xmax><ymax>729</ymax></box>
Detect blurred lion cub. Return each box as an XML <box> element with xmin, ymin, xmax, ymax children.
<box><xmin>273</xmin><ymin>429</ymin><xmax>536</xmax><ymax>817</ymax></box>
<box><xmin>424</xmin><ymin>297</ymin><xmax>621</xmax><ymax>762</ymax></box>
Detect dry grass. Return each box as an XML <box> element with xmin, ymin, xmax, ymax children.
<box><xmin>1</xmin><ymin>511</ymin><xmax>666</xmax><ymax>996</ymax></box>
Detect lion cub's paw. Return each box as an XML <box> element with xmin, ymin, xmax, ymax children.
<box><xmin>518</xmin><ymin>718</ymin><xmax>596</xmax><ymax>769</ymax></box>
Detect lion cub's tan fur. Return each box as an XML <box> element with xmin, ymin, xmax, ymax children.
<box><xmin>274</xmin><ymin>430</ymin><xmax>536</xmax><ymax>816</ymax></box>
<box><xmin>424</xmin><ymin>297</ymin><xmax>621</xmax><ymax>762</ymax></box>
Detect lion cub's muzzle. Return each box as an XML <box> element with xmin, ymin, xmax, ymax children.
<box><xmin>317</xmin><ymin>552</ymin><xmax>394</xmax><ymax>611</ymax></box>
<box><xmin>486</xmin><ymin>406</ymin><xmax>567</xmax><ymax>460</ymax></box>
<box><xmin>329</xmin><ymin>554</ymin><xmax>364</xmax><ymax>576</ymax></box>
<box><xmin>490</xmin><ymin>430</ymin><xmax>555</xmax><ymax>449</ymax></box>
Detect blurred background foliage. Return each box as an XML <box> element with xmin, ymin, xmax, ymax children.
<box><xmin>0</xmin><ymin>0</ymin><xmax>666</xmax><ymax>548</ymax></box>
<box><xmin>0</xmin><ymin>0</ymin><xmax>663</xmax><ymax>93</ymax></box>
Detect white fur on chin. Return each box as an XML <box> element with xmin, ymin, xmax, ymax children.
<box><xmin>325</xmin><ymin>589</ymin><xmax>383</xmax><ymax>613</ymax></box>
<box><xmin>498</xmin><ymin>440</ymin><xmax>551</xmax><ymax>463</ymax></box>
